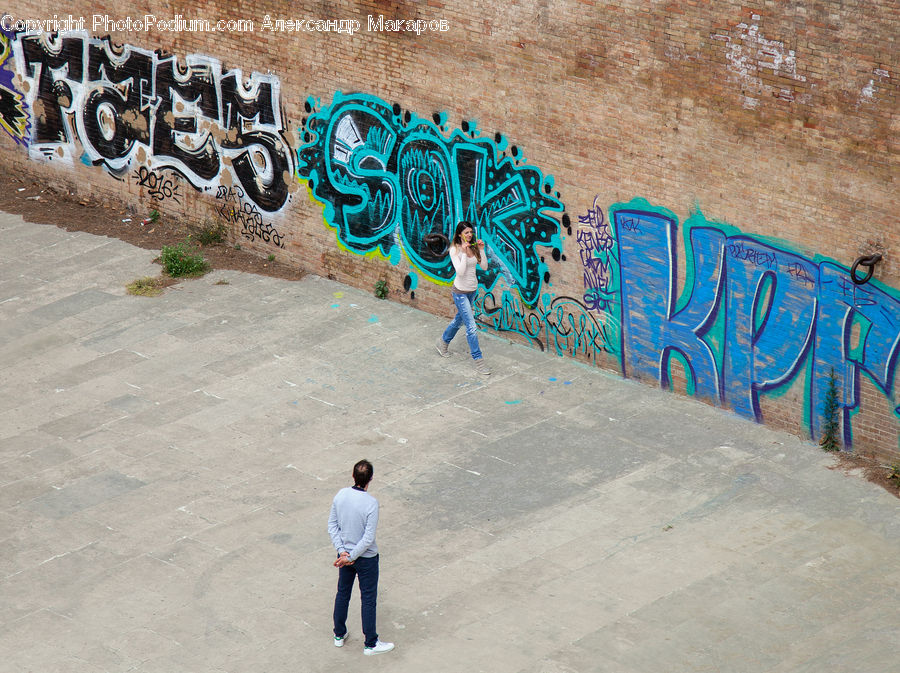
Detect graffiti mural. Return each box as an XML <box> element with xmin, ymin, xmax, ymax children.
<box><xmin>8</xmin><ymin>30</ymin><xmax>293</xmax><ymax>213</ymax></box>
<box><xmin>611</xmin><ymin>199</ymin><xmax>900</xmax><ymax>447</ymax></box>
<box><xmin>0</xmin><ymin>26</ymin><xmax>28</xmax><ymax>144</ymax></box>
<box><xmin>477</xmin><ymin>286</ymin><xmax>616</xmax><ymax>363</ymax></box>
<box><xmin>296</xmin><ymin>92</ymin><xmax>564</xmax><ymax>305</ymax></box>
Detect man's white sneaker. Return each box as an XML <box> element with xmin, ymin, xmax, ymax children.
<box><xmin>334</xmin><ymin>633</ymin><xmax>348</xmax><ymax>647</ymax></box>
<box><xmin>436</xmin><ymin>337</ymin><xmax>450</xmax><ymax>357</ymax></box>
<box><xmin>363</xmin><ymin>640</ymin><xmax>395</xmax><ymax>655</ymax></box>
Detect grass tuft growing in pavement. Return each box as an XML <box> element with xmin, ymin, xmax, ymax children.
<box><xmin>126</xmin><ymin>276</ymin><xmax>164</xmax><ymax>297</ymax></box>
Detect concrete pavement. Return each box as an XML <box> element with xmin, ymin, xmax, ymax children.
<box><xmin>1</xmin><ymin>211</ymin><xmax>899</xmax><ymax>673</ymax></box>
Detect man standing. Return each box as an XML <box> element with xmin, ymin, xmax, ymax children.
<box><xmin>328</xmin><ymin>459</ymin><xmax>394</xmax><ymax>655</ymax></box>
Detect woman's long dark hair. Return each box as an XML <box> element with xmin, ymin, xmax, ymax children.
<box><xmin>452</xmin><ymin>221</ymin><xmax>480</xmax><ymax>262</ymax></box>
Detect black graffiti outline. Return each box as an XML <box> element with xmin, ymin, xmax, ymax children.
<box><xmin>13</xmin><ymin>31</ymin><xmax>293</xmax><ymax>213</ymax></box>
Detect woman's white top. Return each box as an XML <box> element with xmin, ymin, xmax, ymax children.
<box><xmin>449</xmin><ymin>245</ymin><xmax>488</xmax><ymax>292</ymax></box>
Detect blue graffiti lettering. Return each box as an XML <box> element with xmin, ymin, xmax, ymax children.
<box><xmin>613</xmin><ymin>204</ymin><xmax>900</xmax><ymax>448</ymax></box>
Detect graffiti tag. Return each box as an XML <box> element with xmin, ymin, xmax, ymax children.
<box><xmin>216</xmin><ymin>184</ymin><xmax>285</xmax><ymax>248</ymax></box>
<box><xmin>133</xmin><ymin>166</ymin><xmax>182</xmax><ymax>203</ymax></box>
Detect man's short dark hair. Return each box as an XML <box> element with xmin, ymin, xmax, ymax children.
<box><xmin>353</xmin><ymin>459</ymin><xmax>373</xmax><ymax>488</ymax></box>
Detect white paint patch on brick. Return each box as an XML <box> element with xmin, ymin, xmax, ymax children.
<box><xmin>857</xmin><ymin>68</ymin><xmax>891</xmax><ymax>108</ymax></box>
<box><xmin>724</xmin><ymin>21</ymin><xmax>809</xmax><ymax>109</ymax></box>
<box><xmin>859</xmin><ymin>79</ymin><xmax>876</xmax><ymax>103</ymax></box>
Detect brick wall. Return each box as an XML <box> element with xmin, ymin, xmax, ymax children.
<box><xmin>1</xmin><ymin>0</ymin><xmax>897</xmax><ymax>462</ymax></box>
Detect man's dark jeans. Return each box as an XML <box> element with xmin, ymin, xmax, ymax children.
<box><xmin>333</xmin><ymin>554</ymin><xmax>379</xmax><ymax>648</ymax></box>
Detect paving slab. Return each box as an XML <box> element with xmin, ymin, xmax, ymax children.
<box><xmin>1</xmin><ymin>213</ymin><xmax>899</xmax><ymax>673</ymax></box>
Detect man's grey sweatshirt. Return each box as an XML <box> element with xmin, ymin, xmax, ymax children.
<box><xmin>328</xmin><ymin>487</ymin><xmax>379</xmax><ymax>561</ymax></box>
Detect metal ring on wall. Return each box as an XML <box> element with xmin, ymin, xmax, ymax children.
<box><xmin>850</xmin><ymin>253</ymin><xmax>883</xmax><ymax>285</ymax></box>
<box><xmin>423</xmin><ymin>232</ymin><xmax>450</xmax><ymax>257</ymax></box>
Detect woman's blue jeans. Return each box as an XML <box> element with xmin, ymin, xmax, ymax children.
<box><xmin>333</xmin><ymin>554</ymin><xmax>379</xmax><ymax>648</ymax></box>
<box><xmin>441</xmin><ymin>290</ymin><xmax>482</xmax><ymax>360</ymax></box>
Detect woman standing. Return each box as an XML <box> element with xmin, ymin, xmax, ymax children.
<box><xmin>435</xmin><ymin>221</ymin><xmax>491</xmax><ymax>376</ymax></box>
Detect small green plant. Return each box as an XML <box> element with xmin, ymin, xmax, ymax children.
<box><xmin>889</xmin><ymin>464</ymin><xmax>900</xmax><ymax>493</ymax></box>
<box><xmin>374</xmin><ymin>279</ymin><xmax>388</xmax><ymax>299</ymax></box>
<box><xmin>160</xmin><ymin>239</ymin><xmax>209</xmax><ymax>277</ymax></box>
<box><xmin>234</xmin><ymin>243</ymin><xmax>241</xmax><ymax>250</ymax></box>
<box><xmin>190</xmin><ymin>218</ymin><xmax>227</xmax><ymax>245</ymax></box>
<box><xmin>126</xmin><ymin>276</ymin><xmax>164</xmax><ymax>297</ymax></box>
<box><xmin>268</xmin><ymin>253</ymin><xmax>275</xmax><ymax>262</ymax></box>
<box><xmin>149</xmin><ymin>208</ymin><xmax>160</xmax><ymax>223</ymax></box>
<box><xmin>820</xmin><ymin>367</ymin><xmax>841</xmax><ymax>452</ymax></box>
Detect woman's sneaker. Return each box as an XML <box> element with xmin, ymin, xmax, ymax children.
<box><xmin>364</xmin><ymin>640</ymin><xmax>395</xmax><ymax>655</ymax></box>
<box><xmin>334</xmin><ymin>633</ymin><xmax>348</xmax><ymax>647</ymax></box>
<box><xmin>435</xmin><ymin>337</ymin><xmax>450</xmax><ymax>357</ymax></box>
<box><xmin>474</xmin><ymin>359</ymin><xmax>491</xmax><ymax>376</ymax></box>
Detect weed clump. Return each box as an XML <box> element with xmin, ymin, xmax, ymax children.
<box><xmin>160</xmin><ymin>239</ymin><xmax>209</xmax><ymax>277</ymax></box>
<box><xmin>820</xmin><ymin>367</ymin><xmax>841</xmax><ymax>452</ymax></box>
<box><xmin>189</xmin><ymin>218</ymin><xmax>227</xmax><ymax>246</ymax></box>
<box><xmin>889</xmin><ymin>464</ymin><xmax>900</xmax><ymax>494</ymax></box>
<box><xmin>374</xmin><ymin>279</ymin><xmax>388</xmax><ymax>299</ymax></box>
